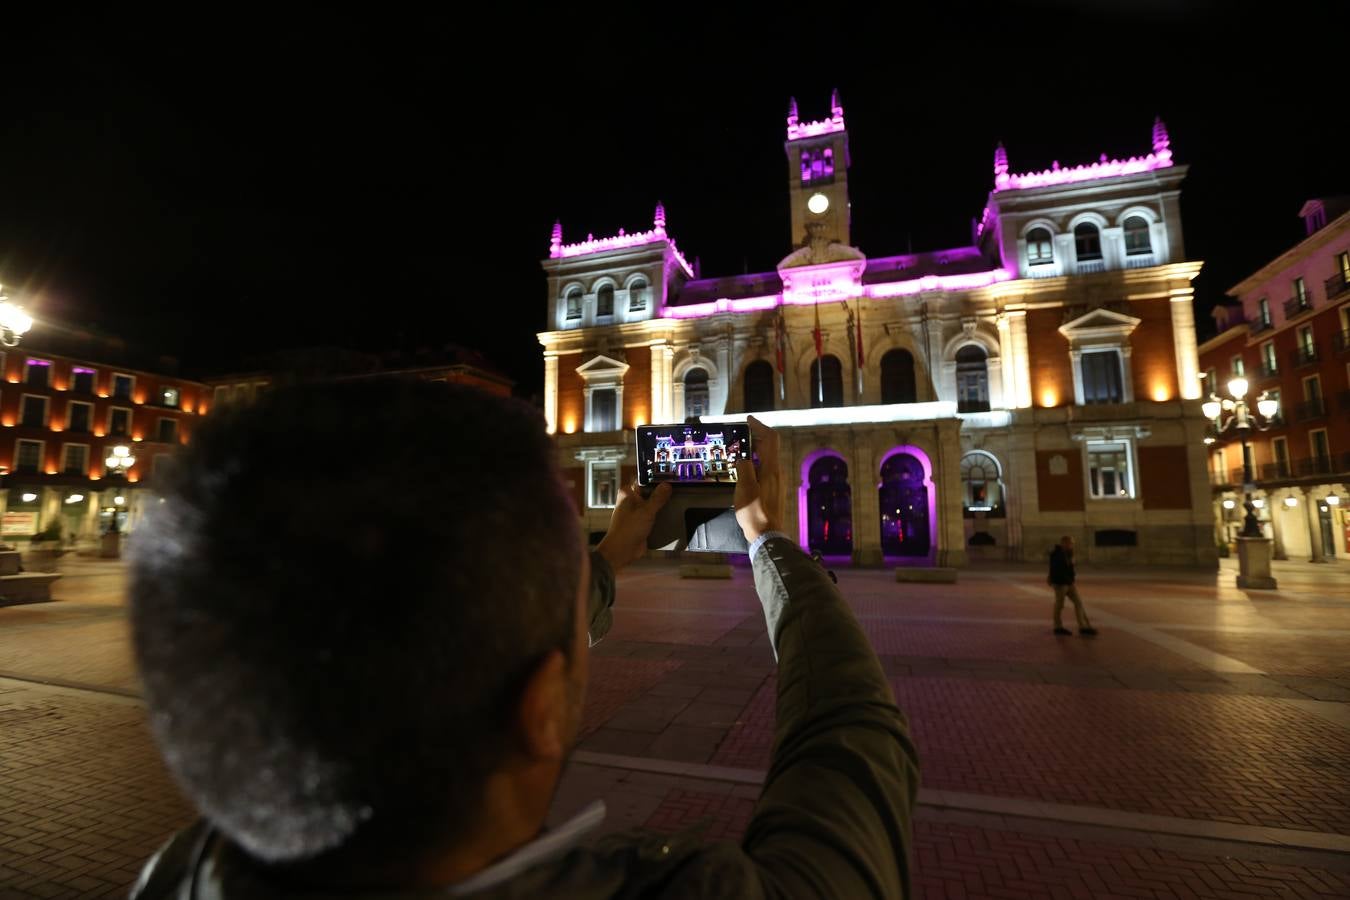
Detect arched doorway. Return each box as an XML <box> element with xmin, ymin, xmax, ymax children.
<box><xmin>684</xmin><ymin>367</ymin><xmax>709</xmax><ymax>418</ymax></box>
<box><xmin>803</xmin><ymin>454</ymin><xmax>852</xmax><ymax>556</ymax></box>
<box><xmin>809</xmin><ymin>355</ymin><xmax>844</xmax><ymax>407</ymax></box>
<box><xmin>879</xmin><ymin>451</ymin><xmax>931</xmax><ymax>558</ymax></box>
<box><xmin>743</xmin><ymin>360</ymin><xmax>775</xmax><ymax>412</ymax></box>
<box><xmin>955</xmin><ymin>345</ymin><xmax>990</xmax><ymax>413</ymax></box>
<box><xmin>881</xmin><ymin>348</ymin><xmax>917</xmax><ymax>404</ymax></box>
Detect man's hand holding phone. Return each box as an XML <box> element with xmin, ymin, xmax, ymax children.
<box><xmin>597</xmin><ymin>481</ymin><xmax>672</xmax><ymax>572</ymax></box>
<box><xmin>733</xmin><ymin>416</ymin><xmax>781</xmax><ymax>544</ymax></box>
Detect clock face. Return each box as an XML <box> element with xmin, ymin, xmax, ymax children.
<box><xmin>807</xmin><ymin>192</ymin><xmax>829</xmax><ymax>214</ymax></box>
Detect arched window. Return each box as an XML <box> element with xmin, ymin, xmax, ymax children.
<box><xmin>880</xmin><ymin>349</ymin><xmax>917</xmax><ymax>404</ymax></box>
<box><xmin>879</xmin><ymin>452</ymin><xmax>930</xmax><ymax>558</ymax></box>
<box><xmin>1026</xmin><ymin>227</ymin><xmax>1054</xmax><ymax>265</ymax></box>
<box><xmin>955</xmin><ymin>345</ymin><xmax>990</xmax><ymax>413</ymax></box>
<box><xmin>960</xmin><ymin>452</ymin><xmax>1005</xmax><ymax>517</ymax></box>
<box><xmin>743</xmin><ymin>360</ymin><xmax>775</xmax><ymax>412</ymax></box>
<box><xmin>628</xmin><ymin>278</ymin><xmax>649</xmax><ymax>310</ymax></box>
<box><xmin>810</xmin><ymin>355</ymin><xmax>844</xmax><ymax>408</ymax></box>
<box><xmin>684</xmin><ymin>368</ymin><xmax>709</xmax><ymax>418</ymax></box>
<box><xmin>566</xmin><ymin>288</ymin><xmax>582</xmax><ymax>319</ymax></box>
<box><xmin>806</xmin><ymin>455</ymin><xmax>852</xmax><ymax>555</ymax></box>
<box><xmin>1123</xmin><ymin>216</ymin><xmax>1152</xmax><ymax>256</ymax></box>
<box><xmin>597</xmin><ymin>285</ymin><xmax>615</xmax><ymax>317</ymax></box>
<box><xmin>1074</xmin><ymin>223</ymin><xmax>1102</xmax><ymax>261</ymax></box>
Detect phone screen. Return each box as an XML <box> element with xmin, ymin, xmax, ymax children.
<box><xmin>636</xmin><ymin>423</ymin><xmax>752</xmax><ymax>487</ymax></box>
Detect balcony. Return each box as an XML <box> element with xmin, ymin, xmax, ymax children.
<box><xmin>1237</xmin><ymin>451</ymin><xmax>1350</xmax><ymax>486</ymax></box>
<box><xmin>1283</xmin><ymin>293</ymin><xmax>1314</xmax><ymax>320</ymax></box>
<box><xmin>1289</xmin><ymin>344</ymin><xmax>1320</xmax><ymax>368</ymax></box>
<box><xmin>1124</xmin><ymin>254</ymin><xmax>1155</xmax><ymax>269</ymax></box>
<box><xmin>1258</xmin><ymin>360</ymin><xmax>1279</xmax><ymax>379</ymax></box>
<box><xmin>1337</xmin><ymin>389</ymin><xmax>1350</xmax><ymax>413</ymax></box>
<box><xmin>1293</xmin><ymin>397</ymin><xmax>1326</xmax><ymax>422</ymax></box>
<box><xmin>1335</xmin><ymin>329</ymin><xmax>1350</xmax><ymax>354</ymax></box>
<box><xmin>957</xmin><ymin>399</ymin><xmax>991</xmax><ymax>414</ymax></box>
<box><xmin>1295</xmin><ymin>455</ymin><xmax>1338</xmax><ymax>478</ymax></box>
<box><xmin>1257</xmin><ymin>460</ymin><xmax>1294</xmax><ymax>481</ymax></box>
<box><xmin>1325</xmin><ymin>270</ymin><xmax>1350</xmax><ymax>301</ymax></box>
<box><xmin>1248</xmin><ymin>318</ymin><xmax>1273</xmax><ymax>334</ymax></box>
<box><xmin>1076</xmin><ymin>260</ymin><xmax>1106</xmax><ymax>275</ymax></box>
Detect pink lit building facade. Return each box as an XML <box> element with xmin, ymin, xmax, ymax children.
<box><xmin>539</xmin><ymin>95</ymin><xmax>1214</xmax><ymax>567</ymax></box>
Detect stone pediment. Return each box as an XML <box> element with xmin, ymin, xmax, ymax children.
<box><xmin>575</xmin><ymin>353</ymin><xmax>631</xmax><ymax>385</ymax></box>
<box><xmin>1058</xmin><ymin>307</ymin><xmax>1140</xmax><ymax>344</ymax></box>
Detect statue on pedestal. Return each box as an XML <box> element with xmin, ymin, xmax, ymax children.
<box><xmin>1240</xmin><ymin>493</ymin><xmax>1263</xmax><ymax>538</ymax></box>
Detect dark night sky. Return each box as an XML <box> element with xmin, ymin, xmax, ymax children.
<box><xmin>0</xmin><ymin>6</ymin><xmax>1339</xmax><ymax>395</ymax></box>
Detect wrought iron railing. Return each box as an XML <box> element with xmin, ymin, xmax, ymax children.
<box><xmin>1283</xmin><ymin>293</ymin><xmax>1314</xmax><ymax>319</ymax></box>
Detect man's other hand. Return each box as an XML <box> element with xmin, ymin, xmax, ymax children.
<box><xmin>596</xmin><ymin>481</ymin><xmax>672</xmax><ymax>572</ymax></box>
<box><xmin>734</xmin><ymin>416</ymin><xmax>782</xmax><ymax>544</ymax></box>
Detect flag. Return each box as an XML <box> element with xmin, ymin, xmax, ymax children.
<box><xmin>855</xmin><ymin>297</ymin><xmax>865</xmax><ymax>367</ymax></box>
<box><xmin>774</xmin><ymin>305</ymin><xmax>787</xmax><ymax>400</ymax></box>
<box><xmin>812</xmin><ymin>301</ymin><xmax>823</xmax><ymax>359</ymax></box>
<box><xmin>812</xmin><ymin>301</ymin><xmax>824</xmax><ymax>405</ymax></box>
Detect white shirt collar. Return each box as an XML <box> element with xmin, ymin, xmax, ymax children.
<box><xmin>447</xmin><ymin>800</ymin><xmax>607</xmax><ymax>895</ymax></box>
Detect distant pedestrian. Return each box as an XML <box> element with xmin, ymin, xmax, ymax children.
<box><xmin>1048</xmin><ymin>535</ymin><xmax>1096</xmax><ymax>636</ymax></box>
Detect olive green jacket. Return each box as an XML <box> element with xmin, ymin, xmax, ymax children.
<box><xmin>130</xmin><ymin>537</ymin><xmax>919</xmax><ymax>898</ymax></box>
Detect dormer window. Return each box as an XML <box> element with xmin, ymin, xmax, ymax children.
<box><xmin>628</xmin><ymin>278</ymin><xmax>649</xmax><ymax>311</ymax></box>
<box><xmin>1123</xmin><ymin>216</ymin><xmax>1152</xmax><ymax>255</ymax></box>
<box><xmin>1074</xmin><ymin>223</ymin><xmax>1102</xmax><ymax>261</ymax></box>
<box><xmin>1026</xmin><ymin>227</ymin><xmax>1054</xmax><ymax>266</ymax></box>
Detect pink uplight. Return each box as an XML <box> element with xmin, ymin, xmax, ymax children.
<box><xmin>662</xmin><ymin>295</ymin><xmax>781</xmax><ymax>319</ymax></box>
<box><xmin>866</xmin><ymin>268</ymin><xmax>1014</xmax><ymax>298</ymax></box>
<box><xmin>994</xmin><ymin>152</ymin><xmax>1172</xmax><ymax>191</ymax></box>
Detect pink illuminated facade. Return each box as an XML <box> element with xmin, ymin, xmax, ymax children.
<box><xmin>539</xmin><ymin>96</ymin><xmax>1214</xmax><ymax>568</ymax></box>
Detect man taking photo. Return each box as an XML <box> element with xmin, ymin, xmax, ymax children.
<box><xmin>129</xmin><ymin>380</ymin><xmax>919</xmax><ymax>898</ymax></box>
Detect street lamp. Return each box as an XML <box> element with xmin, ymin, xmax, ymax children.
<box><xmin>0</xmin><ymin>285</ymin><xmax>34</xmax><ymax>348</ymax></box>
<box><xmin>1202</xmin><ymin>376</ymin><xmax>1280</xmax><ymax>484</ymax></box>
<box><xmin>104</xmin><ymin>446</ymin><xmax>135</xmax><ymax>535</ymax></box>
<box><xmin>105</xmin><ymin>444</ymin><xmax>135</xmax><ymax>475</ymax></box>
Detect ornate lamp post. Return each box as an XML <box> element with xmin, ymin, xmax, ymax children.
<box><xmin>100</xmin><ymin>445</ymin><xmax>135</xmax><ymax>557</ymax></box>
<box><xmin>1203</xmin><ymin>377</ymin><xmax>1280</xmax><ymax>589</ymax></box>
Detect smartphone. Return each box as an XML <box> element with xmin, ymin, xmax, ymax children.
<box><xmin>635</xmin><ymin>422</ymin><xmax>752</xmax><ymax>487</ymax></box>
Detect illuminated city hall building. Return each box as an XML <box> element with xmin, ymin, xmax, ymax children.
<box><xmin>538</xmin><ymin>94</ymin><xmax>1214</xmax><ymax>567</ymax></box>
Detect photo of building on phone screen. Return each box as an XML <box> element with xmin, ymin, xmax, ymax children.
<box><xmin>638</xmin><ymin>424</ymin><xmax>749</xmax><ymax>485</ymax></box>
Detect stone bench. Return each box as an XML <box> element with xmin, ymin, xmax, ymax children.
<box><xmin>894</xmin><ymin>567</ymin><xmax>958</xmax><ymax>583</ymax></box>
<box><xmin>0</xmin><ymin>572</ymin><xmax>63</xmax><ymax>607</ymax></box>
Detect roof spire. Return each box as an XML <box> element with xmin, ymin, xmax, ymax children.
<box><xmin>787</xmin><ymin>96</ymin><xmax>798</xmax><ymax>128</ymax></box>
<box><xmin>1152</xmin><ymin>116</ymin><xmax>1172</xmax><ymax>161</ymax></box>
<box><xmin>654</xmin><ymin>201</ymin><xmax>666</xmax><ymax>232</ymax></box>
<box><xmin>550</xmin><ymin>219</ymin><xmax>562</xmax><ymax>256</ymax></box>
<box><xmin>993</xmin><ymin>142</ymin><xmax>1008</xmax><ymax>177</ymax></box>
<box><xmin>829</xmin><ymin>88</ymin><xmax>843</xmax><ymax>118</ymax></box>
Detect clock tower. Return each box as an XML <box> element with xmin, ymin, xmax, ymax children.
<box><xmin>785</xmin><ymin>90</ymin><xmax>851</xmax><ymax>250</ymax></box>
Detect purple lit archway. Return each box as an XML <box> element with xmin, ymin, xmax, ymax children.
<box><xmin>798</xmin><ymin>448</ymin><xmax>852</xmax><ymax>556</ymax></box>
<box><xmin>878</xmin><ymin>445</ymin><xmax>938</xmax><ymax>563</ymax></box>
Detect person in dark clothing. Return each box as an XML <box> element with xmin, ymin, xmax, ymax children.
<box><xmin>809</xmin><ymin>548</ymin><xmax>838</xmax><ymax>583</ymax></box>
<box><xmin>127</xmin><ymin>382</ymin><xmax>919</xmax><ymax>899</ymax></box>
<box><xmin>1048</xmin><ymin>535</ymin><xmax>1097</xmax><ymax>636</ymax></box>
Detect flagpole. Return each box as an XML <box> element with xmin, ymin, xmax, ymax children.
<box><xmin>813</xmin><ymin>300</ymin><xmax>824</xmax><ymax>405</ymax></box>
<box><xmin>855</xmin><ymin>294</ymin><xmax>865</xmax><ymax>398</ymax></box>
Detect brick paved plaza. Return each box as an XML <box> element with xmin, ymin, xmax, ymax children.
<box><xmin>2</xmin><ymin>556</ymin><xmax>1350</xmax><ymax>898</ymax></box>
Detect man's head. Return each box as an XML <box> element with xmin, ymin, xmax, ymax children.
<box><xmin>130</xmin><ymin>380</ymin><xmax>586</xmax><ymax>873</ymax></box>
<box><xmin>1060</xmin><ymin>535</ymin><xmax>1074</xmax><ymax>551</ymax></box>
